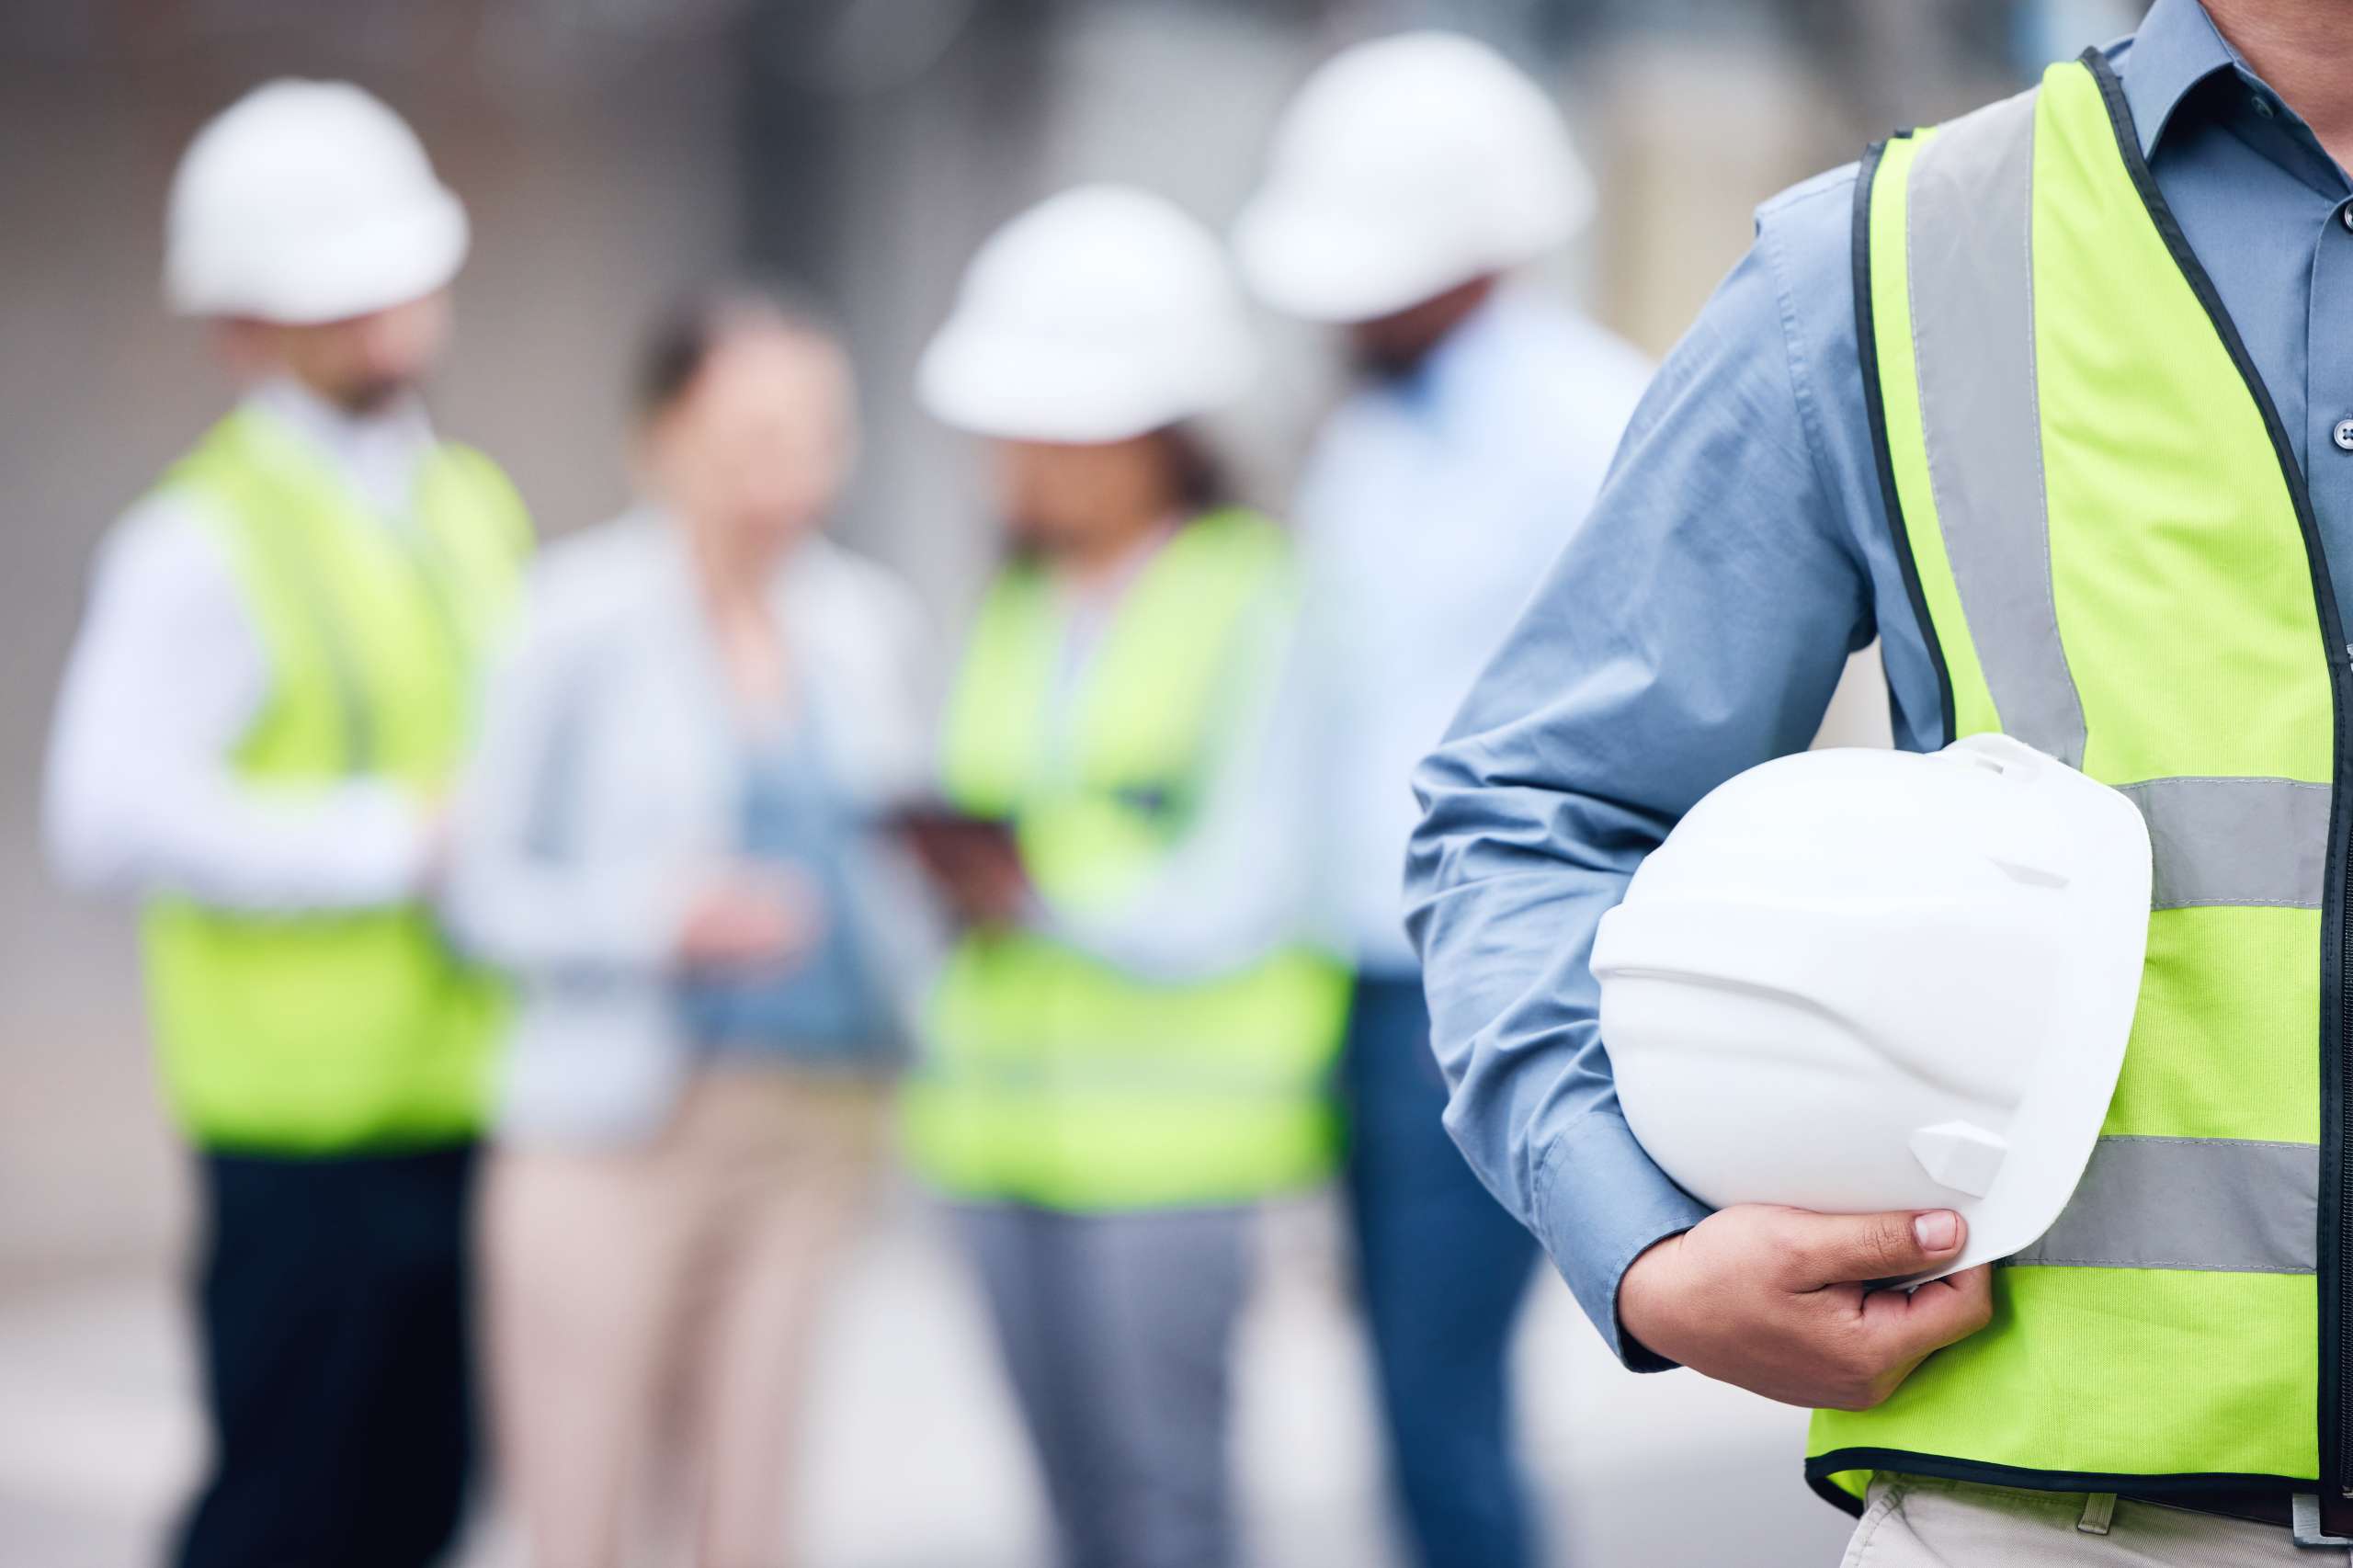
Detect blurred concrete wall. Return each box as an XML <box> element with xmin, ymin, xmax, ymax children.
<box><xmin>0</xmin><ymin>0</ymin><xmax>2055</xmax><ymax>1275</ymax></box>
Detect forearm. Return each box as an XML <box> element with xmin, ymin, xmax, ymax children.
<box><xmin>1409</xmin><ymin>779</ymin><xmax>1711</xmax><ymax>1367</ymax></box>
<box><xmin>439</xmin><ymin>842</ymin><xmax>696</xmax><ymax>979</ymax></box>
<box><xmin>48</xmin><ymin>766</ymin><xmax>432</xmax><ymax>910</ymax></box>
<box><xmin>1043</xmin><ymin>837</ymin><xmax>1317</xmax><ymax>982</ymax></box>
<box><xmin>1404</xmin><ymin>192</ymin><xmax>1879</xmax><ymax>1365</ymax></box>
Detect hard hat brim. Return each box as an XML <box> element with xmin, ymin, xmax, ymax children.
<box><xmin>169</xmin><ymin>186</ymin><xmax>469</xmax><ymax>325</ymax></box>
<box><xmin>915</xmin><ymin>320</ymin><xmax>1251</xmax><ymax>445</ymax></box>
<box><xmin>1232</xmin><ymin>194</ymin><xmax>1519</xmax><ymax>324</ymax></box>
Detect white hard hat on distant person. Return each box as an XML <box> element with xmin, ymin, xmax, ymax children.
<box><xmin>918</xmin><ymin>184</ymin><xmax>1256</xmax><ymax>444</ymax></box>
<box><xmin>1591</xmin><ymin>733</ymin><xmax>2152</xmax><ymax>1279</ymax></box>
<box><xmin>167</xmin><ymin>79</ymin><xmax>470</xmax><ymax>324</ymax></box>
<box><xmin>1233</xmin><ymin>30</ymin><xmax>1596</xmax><ymax>324</ymax></box>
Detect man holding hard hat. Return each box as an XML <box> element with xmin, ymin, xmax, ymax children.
<box><xmin>1410</xmin><ymin>0</ymin><xmax>2353</xmax><ymax>1559</ymax></box>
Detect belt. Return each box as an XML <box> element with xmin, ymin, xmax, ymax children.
<box><xmin>2126</xmin><ymin>1488</ymin><xmax>2289</xmax><ymax>1530</ymax></box>
<box><xmin>2128</xmin><ymin>1489</ymin><xmax>2353</xmax><ymax>1551</ymax></box>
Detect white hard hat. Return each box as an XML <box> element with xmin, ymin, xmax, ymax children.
<box><xmin>166</xmin><ymin>80</ymin><xmax>469</xmax><ymax>324</ymax></box>
<box><xmin>918</xmin><ymin>184</ymin><xmax>1256</xmax><ymax>444</ymax></box>
<box><xmin>1592</xmin><ymin>734</ymin><xmax>2151</xmax><ymax>1279</ymax></box>
<box><xmin>1233</xmin><ymin>31</ymin><xmax>1596</xmax><ymax>324</ymax></box>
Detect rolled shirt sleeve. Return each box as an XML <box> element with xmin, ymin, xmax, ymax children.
<box><xmin>1404</xmin><ymin>165</ymin><xmax>1916</xmax><ymax>1368</ymax></box>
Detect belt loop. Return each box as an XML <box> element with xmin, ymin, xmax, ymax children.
<box><xmin>2075</xmin><ymin>1493</ymin><xmax>2116</xmax><ymax>1536</ymax></box>
<box><xmin>2293</xmin><ymin>1493</ymin><xmax>2353</xmax><ymax>1550</ymax></box>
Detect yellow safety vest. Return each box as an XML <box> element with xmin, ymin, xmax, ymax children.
<box><xmin>1816</xmin><ymin>51</ymin><xmax>2331</xmax><ymax>1511</ymax></box>
<box><xmin>904</xmin><ymin>508</ymin><xmax>1350</xmax><ymax>1210</ymax></box>
<box><xmin>141</xmin><ymin>405</ymin><xmax>529</xmax><ymax>1153</ymax></box>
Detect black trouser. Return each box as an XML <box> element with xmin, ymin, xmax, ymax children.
<box><xmin>175</xmin><ymin>1143</ymin><xmax>477</xmax><ymax>1568</ymax></box>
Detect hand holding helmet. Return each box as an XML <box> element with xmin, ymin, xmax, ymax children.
<box><xmin>1619</xmin><ymin>1203</ymin><xmax>1994</xmax><ymax>1409</ymax></box>
<box><xmin>1600</xmin><ymin>734</ymin><xmax>2153</xmax><ymax>1406</ymax></box>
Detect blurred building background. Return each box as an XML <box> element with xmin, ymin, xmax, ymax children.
<box><xmin>0</xmin><ymin>0</ymin><xmax>2134</xmax><ymax>1562</ymax></box>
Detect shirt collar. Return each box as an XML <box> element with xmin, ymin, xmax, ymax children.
<box><xmin>1371</xmin><ymin>288</ymin><xmax>1522</xmax><ymax>419</ymax></box>
<box><xmin>249</xmin><ymin>375</ymin><xmax>434</xmax><ymax>458</ymax></box>
<box><xmin>2116</xmin><ymin>0</ymin><xmax>2241</xmax><ymax>157</ymax></box>
<box><xmin>2116</xmin><ymin>0</ymin><xmax>2348</xmax><ymax>199</ymax></box>
<box><xmin>246</xmin><ymin>376</ymin><xmax>437</xmax><ymax>520</ymax></box>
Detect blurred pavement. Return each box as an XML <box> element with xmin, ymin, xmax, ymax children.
<box><xmin>0</xmin><ymin>1186</ymin><xmax>1850</xmax><ymax>1568</ymax></box>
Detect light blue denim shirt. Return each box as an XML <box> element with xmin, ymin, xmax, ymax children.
<box><xmin>1405</xmin><ymin>0</ymin><xmax>2353</xmax><ymax>1369</ymax></box>
<box><xmin>1291</xmin><ymin>290</ymin><xmax>1653</xmax><ymax>973</ymax></box>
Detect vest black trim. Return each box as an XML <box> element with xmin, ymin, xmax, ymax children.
<box><xmin>1805</xmin><ymin>1448</ymin><xmax>2311</xmax><ymax>1520</ymax></box>
<box><xmin>1850</xmin><ymin>132</ymin><xmax>1955</xmax><ymax>749</ymax></box>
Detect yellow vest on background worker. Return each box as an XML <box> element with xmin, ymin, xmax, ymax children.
<box><xmin>144</xmin><ymin>405</ymin><xmax>529</xmax><ymax>1153</ymax></box>
<box><xmin>907</xmin><ymin>506</ymin><xmax>1349</xmax><ymax>1210</ymax></box>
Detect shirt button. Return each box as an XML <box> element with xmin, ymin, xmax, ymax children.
<box><xmin>2340</xmin><ymin>204</ymin><xmax>2353</xmax><ymax>233</ymax></box>
<box><xmin>2254</xmin><ymin>94</ymin><xmax>2277</xmax><ymax>118</ymax></box>
<box><xmin>2336</xmin><ymin>419</ymin><xmax>2353</xmax><ymax>452</ymax></box>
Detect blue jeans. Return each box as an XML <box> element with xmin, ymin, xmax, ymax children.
<box><xmin>1342</xmin><ymin>974</ymin><xmax>1540</xmax><ymax>1568</ymax></box>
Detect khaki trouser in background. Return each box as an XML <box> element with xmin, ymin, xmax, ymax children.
<box><xmin>483</xmin><ymin>1065</ymin><xmax>886</xmax><ymax>1568</ymax></box>
<box><xmin>1844</xmin><ymin>1475</ymin><xmax>2347</xmax><ymax>1566</ymax></box>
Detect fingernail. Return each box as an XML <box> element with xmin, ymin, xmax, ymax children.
<box><xmin>1914</xmin><ymin>1210</ymin><xmax>1959</xmax><ymax>1252</ymax></box>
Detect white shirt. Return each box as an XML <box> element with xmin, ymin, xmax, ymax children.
<box><xmin>1291</xmin><ymin>290</ymin><xmax>1654</xmax><ymax>972</ymax></box>
<box><xmin>44</xmin><ymin>378</ymin><xmax>445</xmax><ymax>911</ymax></box>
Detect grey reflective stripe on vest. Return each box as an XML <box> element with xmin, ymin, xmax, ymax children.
<box><xmin>1905</xmin><ymin>89</ymin><xmax>2086</xmax><ymax>768</ymax></box>
<box><xmin>2117</xmin><ymin>776</ymin><xmax>2330</xmax><ymax>909</ymax></box>
<box><xmin>1904</xmin><ymin>101</ymin><xmax>2325</xmax><ymax>912</ymax></box>
<box><xmin>2010</xmin><ymin>1134</ymin><xmax>2318</xmax><ymax>1273</ymax></box>
<box><xmin>207</xmin><ymin>475</ymin><xmax>377</xmax><ymax>776</ymax></box>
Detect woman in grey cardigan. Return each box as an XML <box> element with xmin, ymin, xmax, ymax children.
<box><xmin>443</xmin><ymin>290</ymin><xmax>935</xmax><ymax>1567</ymax></box>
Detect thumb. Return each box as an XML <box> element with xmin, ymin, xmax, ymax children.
<box><xmin>1782</xmin><ymin>1207</ymin><xmax>1967</xmax><ymax>1288</ymax></box>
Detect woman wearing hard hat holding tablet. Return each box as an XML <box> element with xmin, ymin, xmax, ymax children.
<box><xmin>904</xmin><ymin>184</ymin><xmax>1348</xmax><ymax>1568</ymax></box>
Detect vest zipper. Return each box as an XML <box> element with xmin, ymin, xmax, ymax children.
<box><xmin>2338</xmin><ymin>641</ymin><xmax>2353</xmax><ymax>1509</ymax></box>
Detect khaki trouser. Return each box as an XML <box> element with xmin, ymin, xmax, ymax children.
<box><xmin>1844</xmin><ymin>1475</ymin><xmax>2348</xmax><ymax>1566</ymax></box>
<box><xmin>483</xmin><ymin>1065</ymin><xmax>885</xmax><ymax>1568</ymax></box>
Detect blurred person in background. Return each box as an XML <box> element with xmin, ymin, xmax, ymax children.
<box><xmin>40</xmin><ymin>81</ymin><xmax>529</xmax><ymax>1568</ymax></box>
<box><xmin>442</xmin><ymin>290</ymin><xmax>932</xmax><ymax>1568</ymax></box>
<box><xmin>902</xmin><ymin>185</ymin><xmax>1351</xmax><ymax>1568</ymax></box>
<box><xmin>1231</xmin><ymin>34</ymin><xmax>1654</xmax><ymax>1568</ymax></box>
